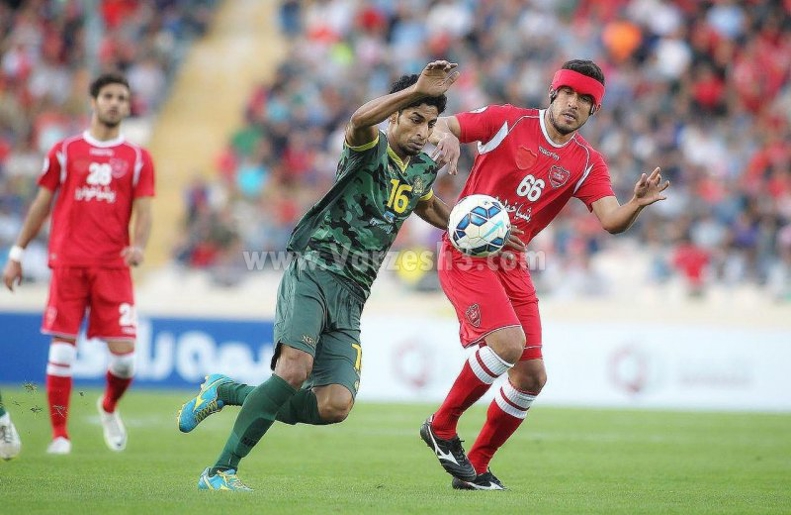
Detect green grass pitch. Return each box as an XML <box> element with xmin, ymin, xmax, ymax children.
<box><xmin>0</xmin><ymin>386</ymin><xmax>789</xmax><ymax>514</ymax></box>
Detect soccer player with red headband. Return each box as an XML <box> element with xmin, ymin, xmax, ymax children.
<box><xmin>419</xmin><ymin>59</ymin><xmax>670</xmax><ymax>490</ymax></box>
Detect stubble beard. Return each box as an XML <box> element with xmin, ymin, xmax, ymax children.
<box><xmin>548</xmin><ymin>109</ymin><xmax>577</xmax><ymax>136</ymax></box>
<box><xmin>100</xmin><ymin>119</ymin><xmax>121</xmax><ymax>129</ymax></box>
<box><xmin>97</xmin><ymin>112</ymin><xmax>123</xmax><ymax>129</ymax></box>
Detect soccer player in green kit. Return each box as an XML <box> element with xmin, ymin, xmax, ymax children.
<box><xmin>177</xmin><ymin>60</ymin><xmax>460</xmax><ymax>491</ymax></box>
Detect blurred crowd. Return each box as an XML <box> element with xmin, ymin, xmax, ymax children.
<box><xmin>175</xmin><ymin>0</ymin><xmax>791</xmax><ymax>299</ymax></box>
<box><xmin>0</xmin><ymin>0</ymin><xmax>217</xmax><ymax>280</ymax></box>
<box><xmin>2</xmin><ymin>0</ymin><xmax>791</xmax><ymax>301</ymax></box>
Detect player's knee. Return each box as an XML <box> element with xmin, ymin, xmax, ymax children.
<box><xmin>506</xmin><ymin>333</ymin><xmax>528</xmax><ymax>363</ymax></box>
<box><xmin>274</xmin><ymin>345</ymin><xmax>314</xmax><ymax>387</ymax></box>
<box><xmin>108</xmin><ymin>352</ymin><xmax>135</xmax><ymax>379</ymax></box>
<box><xmin>487</xmin><ymin>329</ymin><xmax>526</xmax><ymax>364</ymax></box>
<box><xmin>278</xmin><ymin>365</ymin><xmax>312</xmax><ymax>388</ymax></box>
<box><xmin>47</xmin><ymin>340</ymin><xmax>76</xmax><ymax>376</ymax></box>
<box><xmin>317</xmin><ymin>393</ymin><xmax>353</xmax><ymax>424</ymax></box>
<box><xmin>523</xmin><ymin>370</ymin><xmax>547</xmax><ymax>394</ymax></box>
<box><xmin>510</xmin><ymin>365</ymin><xmax>547</xmax><ymax>394</ymax></box>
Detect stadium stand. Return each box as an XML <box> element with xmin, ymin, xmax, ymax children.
<box><xmin>171</xmin><ymin>0</ymin><xmax>791</xmax><ymax>301</ymax></box>
<box><xmin>2</xmin><ymin>0</ymin><xmax>790</xmax><ymax>303</ymax></box>
<box><xmin>0</xmin><ymin>0</ymin><xmax>221</xmax><ymax>271</ymax></box>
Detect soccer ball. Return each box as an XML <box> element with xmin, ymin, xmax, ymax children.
<box><xmin>448</xmin><ymin>194</ymin><xmax>511</xmax><ymax>257</ymax></box>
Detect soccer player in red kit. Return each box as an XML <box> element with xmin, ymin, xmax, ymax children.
<box><xmin>2</xmin><ymin>72</ymin><xmax>155</xmax><ymax>455</ymax></box>
<box><xmin>419</xmin><ymin>60</ymin><xmax>669</xmax><ymax>489</ymax></box>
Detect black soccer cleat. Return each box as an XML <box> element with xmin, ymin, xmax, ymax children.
<box><xmin>419</xmin><ymin>415</ymin><xmax>477</xmax><ymax>481</ymax></box>
<box><xmin>451</xmin><ymin>469</ymin><xmax>507</xmax><ymax>491</ymax></box>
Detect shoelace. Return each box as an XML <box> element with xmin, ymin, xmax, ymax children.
<box><xmin>218</xmin><ymin>470</ymin><xmax>249</xmax><ymax>489</ymax></box>
<box><xmin>195</xmin><ymin>400</ymin><xmax>220</xmax><ymax>422</ymax></box>
<box><xmin>448</xmin><ymin>437</ymin><xmax>469</xmax><ymax>461</ymax></box>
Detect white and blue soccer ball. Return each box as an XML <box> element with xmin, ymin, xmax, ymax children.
<box><xmin>448</xmin><ymin>194</ymin><xmax>511</xmax><ymax>257</ymax></box>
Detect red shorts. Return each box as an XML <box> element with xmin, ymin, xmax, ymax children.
<box><xmin>438</xmin><ymin>238</ymin><xmax>542</xmax><ymax>361</ymax></box>
<box><xmin>42</xmin><ymin>267</ymin><xmax>137</xmax><ymax>340</ymax></box>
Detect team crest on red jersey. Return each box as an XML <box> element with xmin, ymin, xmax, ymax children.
<box><xmin>549</xmin><ymin>165</ymin><xmax>571</xmax><ymax>188</ymax></box>
<box><xmin>465</xmin><ymin>303</ymin><xmax>481</xmax><ymax>328</ymax></box>
<box><xmin>110</xmin><ymin>158</ymin><xmax>130</xmax><ymax>178</ymax></box>
<box><xmin>515</xmin><ymin>146</ymin><xmax>537</xmax><ymax>170</ymax></box>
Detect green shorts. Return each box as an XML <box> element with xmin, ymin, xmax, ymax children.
<box><xmin>273</xmin><ymin>256</ymin><xmax>364</xmax><ymax>397</ymax></box>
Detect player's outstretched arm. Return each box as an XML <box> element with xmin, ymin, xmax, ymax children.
<box><xmin>413</xmin><ymin>194</ymin><xmax>451</xmax><ymax>230</ymax></box>
<box><xmin>592</xmin><ymin>167</ymin><xmax>669</xmax><ymax>234</ymax></box>
<box><xmin>345</xmin><ymin>60</ymin><xmax>459</xmax><ymax>148</ymax></box>
<box><xmin>2</xmin><ymin>187</ymin><xmax>54</xmax><ymax>291</ymax></box>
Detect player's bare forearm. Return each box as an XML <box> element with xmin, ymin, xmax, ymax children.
<box><xmin>15</xmin><ymin>188</ymin><xmax>54</xmax><ymax>248</ymax></box>
<box><xmin>346</xmin><ymin>88</ymin><xmax>432</xmax><ymax>147</ymax></box>
<box><xmin>346</xmin><ymin>60</ymin><xmax>458</xmax><ymax>147</ymax></box>
<box><xmin>3</xmin><ymin>188</ymin><xmax>53</xmax><ymax>291</ymax></box>
<box><xmin>414</xmin><ymin>195</ymin><xmax>451</xmax><ymax>230</ymax></box>
<box><xmin>593</xmin><ymin>196</ymin><xmax>644</xmax><ymax>234</ymax></box>
<box><xmin>132</xmin><ymin>197</ymin><xmax>153</xmax><ymax>249</ymax></box>
<box><xmin>124</xmin><ymin>196</ymin><xmax>152</xmax><ymax>266</ymax></box>
<box><xmin>593</xmin><ymin>168</ymin><xmax>669</xmax><ymax>234</ymax></box>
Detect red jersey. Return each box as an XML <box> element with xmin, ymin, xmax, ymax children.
<box><xmin>456</xmin><ymin>105</ymin><xmax>614</xmax><ymax>243</ymax></box>
<box><xmin>38</xmin><ymin>131</ymin><xmax>155</xmax><ymax>268</ymax></box>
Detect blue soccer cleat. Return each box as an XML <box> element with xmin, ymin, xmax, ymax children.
<box><xmin>177</xmin><ymin>374</ymin><xmax>232</xmax><ymax>433</ymax></box>
<box><xmin>197</xmin><ymin>467</ymin><xmax>252</xmax><ymax>492</ymax></box>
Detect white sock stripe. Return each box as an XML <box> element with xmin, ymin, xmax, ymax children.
<box><xmin>468</xmin><ymin>350</ymin><xmax>497</xmax><ymax>384</ymax></box>
<box><xmin>502</xmin><ymin>382</ymin><xmax>537</xmax><ymax>410</ymax></box>
<box><xmin>46</xmin><ymin>363</ymin><xmax>72</xmax><ymax>377</ymax></box>
<box><xmin>487</xmin><ymin>346</ymin><xmax>515</xmax><ymax>369</ymax></box>
<box><xmin>47</xmin><ymin>342</ymin><xmax>75</xmax><ymax>377</ymax></box>
<box><xmin>495</xmin><ymin>393</ymin><xmax>528</xmax><ymax>419</ymax></box>
<box><xmin>478</xmin><ymin>346</ymin><xmax>513</xmax><ymax>375</ymax></box>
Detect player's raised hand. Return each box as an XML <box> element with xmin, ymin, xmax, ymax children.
<box><xmin>431</xmin><ymin>131</ymin><xmax>461</xmax><ymax>175</ymax></box>
<box><xmin>2</xmin><ymin>261</ymin><xmax>23</xmax><ymax>292</ymax></box>
<box><xmin>415</xmin><ymin>60</ymin><xmax>460</xmax><ymax>97</ymax></box>
<box><xmin>633</xmin><ymin>167</ymin><xmax>670</xmax><ymax>206</ymax></box>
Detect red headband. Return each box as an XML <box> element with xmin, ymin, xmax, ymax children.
<box><xmin>551</xmin><ymin>69</ymin><xmax>605</xmax><ymax>108</ymax></box>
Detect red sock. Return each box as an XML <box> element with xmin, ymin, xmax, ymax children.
<box><xmin>103</xmin><ymin>370</ymin><xmax>133</xmax><ymax>413</ymax></box>
<box><xmin>468</xmin><ymin>383</ymin><xmax>537</xmax><ymax>473</ymax></box>
<box><xmin>432</xmin><ymin>346</ymin><xmax>513</xmax><ymax>439</ymax></box>
<box><xmin>46</xmin><ymin>375</ymin><xmax>72</xmax><ymax>439</ymax></box>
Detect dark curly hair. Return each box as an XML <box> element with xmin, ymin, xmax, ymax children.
<box><xmin>89</xmin><ymin>72</ymin><xmax>130</xmax><ymax>98</ymax></box>
<box><xmin>561</xmin><ymin>59</ymin><xmax>605</xmax><ymax>86</ymax></box>
<box><xmin>389</xmin><ymin>74</ymin><xmax>448</xmax><ymax>114</ymax></box>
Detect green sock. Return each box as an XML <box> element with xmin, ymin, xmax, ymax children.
<box><xmin>276</xmin><ymin>389</ymin><xmax>327</xmax><ymax>426</ymax></box>
<box><xmin>0</xmin><ymin>392</ymin><xmax>6</xmax><ymax>418</ymax></box>
<box><xmin>218</xmin><ymin>382</ymin><xmax>255</xmax><ymax>406</ymax></box>
<box><xmin>211</xmin><ymin>374</ymin><xmax>296</xmax><ymax>474</ymax></box>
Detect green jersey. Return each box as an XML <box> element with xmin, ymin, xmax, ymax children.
<box><xmin>287</xmin><ymin>131</ymin><xmax>438</xmax><ymax>299</ymax></box>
